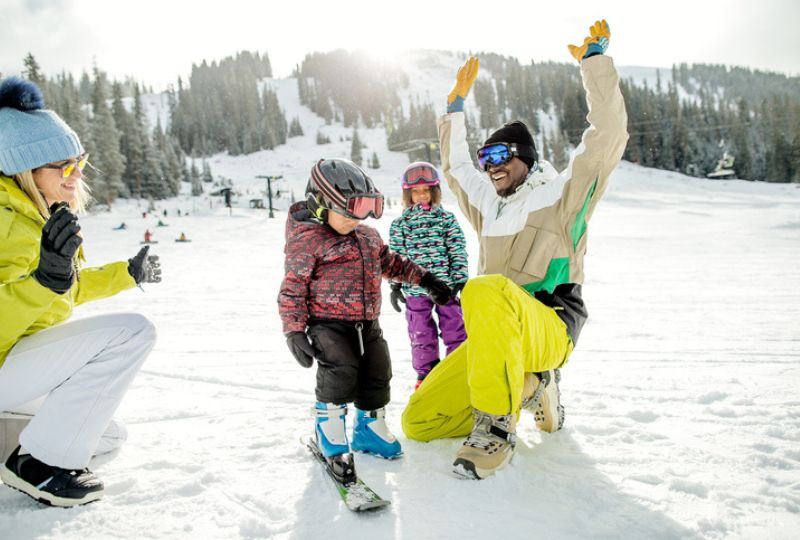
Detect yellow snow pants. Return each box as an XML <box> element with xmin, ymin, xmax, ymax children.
<box><xmin>402</xmin><ymin>274</ymin><xmax>573</xmax><ymax>441</ymax></box>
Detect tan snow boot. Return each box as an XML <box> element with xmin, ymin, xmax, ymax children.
<box><xmin>452</xmin><ymin>410</ymin><xmax>516</xmax><ymax>480</ymax></box>
<box><xmin>521</xmin><ymin>369</ymin><xmax>564</xmax><ymax>433</ymax></box>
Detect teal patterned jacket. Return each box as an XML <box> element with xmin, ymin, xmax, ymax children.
<box><xmin>389</xmin><ymin>204</ymin><xmax>468</xmax><ymax>297</ymax></box>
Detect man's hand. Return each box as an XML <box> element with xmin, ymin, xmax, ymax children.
<box><xmin>286</xmin><ymin>331</ymin><xmax>315</xmax><ymax>368</ymax></box>
<box><xmin>420</xmin><ymin>272</ymin><xmax>452</xmax><ymax>305</ymax></box>
<box><xmin>389</xmin><ymin>282</ymin><xmax>406</xmax><ymax>313</ymax></box>
<box><xmin>568</xmin><ymin>19</ymin><xmax>610</xmax><ymax>63</ymax></box>
<box><xmin>447</xmin><ymin>56</ymin><xmax>479</xmax><ymax>112</ymax></box>
<box><xmin>128</xmin><ymin>245</ymin><xmax>162</xmax><ymax>284</ymax></box>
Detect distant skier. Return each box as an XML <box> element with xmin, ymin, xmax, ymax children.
<box><xmin>278</xmin><ymin>158</ymin><xmax>452</xmax><ymax>479</ymax></box>
<box><xmin>175</xmin><ymin>232</ymin><xmax>190</xmax><ymax>243</ymax></box>
<box><xmin>388</xmin><ymin>162</ymin><xmax>468</xmax><ymax>390</ymax></box>
<box><xmin>114</xmin><ymin>222</ymin><xmax>127</xmax><ymax>230</ymax></box>
<box><xmin>0</xmin><ymin>77</ymin><xmax>162</xmax><ymax>506</ymax></box>
<box><xmin>143</xmin><ymin>229</ymin><xmax>153</xmax><ymax>243</ymax></box>
<box><xmin>402</xmin><ymin>20</ymin><xmax>629</xmax><ymax>480</ymax></box>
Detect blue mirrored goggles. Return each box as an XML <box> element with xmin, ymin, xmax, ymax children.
<box><xmin>476</xmin><ymin>142</ymin><xmax>536</xmax><ymax>171</ymax></box>
<box><xmin>477</xmin><ymin>143</ymin><xmax>516</xmax><ymax>170</ymax></box>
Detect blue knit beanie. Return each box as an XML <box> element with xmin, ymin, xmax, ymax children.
<box><xmin>0</xmin><ymin>77</ymin><xmax>84</xmax><ymax>176</ymax></box>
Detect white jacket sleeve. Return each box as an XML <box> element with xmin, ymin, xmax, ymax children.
<box><xmin>438</xmin><ymin>112</ymin><xmax>496</xmax><ymax>234</ymax></box>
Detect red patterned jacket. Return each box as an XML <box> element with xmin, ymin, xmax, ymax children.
<box><xmin>279</xmin><ymin>202</ymin><xmax>427</xmax><ymax>333</ymax></box>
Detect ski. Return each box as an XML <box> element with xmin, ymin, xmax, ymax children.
<box><xmin>303</xmin><ymin>437</ymin><xmax>390</xmax><ymax>512</ymax></box>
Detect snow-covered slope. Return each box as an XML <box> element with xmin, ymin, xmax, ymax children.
<box><xmin>1</xmin><ymin>165</ymin><xmax>798</xmax><ymax>540</ymax></box>
<box><xmin>2</xmin><ymin>54</ymin><xmax>799</xmax><ymax>539</ymax></box>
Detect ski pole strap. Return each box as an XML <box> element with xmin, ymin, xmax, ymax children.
<box><xmin>355</xmin><ymin>322</ymin><xmax>365</xmax><ymax>356</ymax></box>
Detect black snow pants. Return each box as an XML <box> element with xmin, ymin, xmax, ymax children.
<box><xmin>306</xmin><ymin>318</ymin><xmax>392</xmax><ymax>411</ymax></box>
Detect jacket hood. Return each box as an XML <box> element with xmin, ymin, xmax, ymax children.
<box><xmin>285</xmin><ymin>201</ymin><xmax>322</xmax><ymax>241</ymax></box>
<box><xmin>0</xmin><ymin>174</ymin><xmax>45</xmax><ymax>224</ymax></box>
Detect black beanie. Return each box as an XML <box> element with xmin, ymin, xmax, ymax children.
<box><xmin>484</xmin><ymin>121</ymin><xmax>538</xmax><ymax>170</ymax></box>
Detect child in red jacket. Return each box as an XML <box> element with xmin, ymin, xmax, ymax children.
<box><xmin>279</xmin><ymin>159</ymin><xmax>451</xmax><ymax>480</ymax></box>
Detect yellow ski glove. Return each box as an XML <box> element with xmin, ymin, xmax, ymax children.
<box><xmin>568</xmin><ymin>19</ymin><xmax>610</xmax><ymax>63</ymax></box>
<box><xmin>447</xmin><ymin>56</ymin><xmax>479</xmax><ymax>112</ymax></box>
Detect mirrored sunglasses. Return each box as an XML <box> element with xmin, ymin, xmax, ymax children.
<box><xmin>40</xmin><ymin>153</ymin><xmax>90</xmax><ymax>178</ymax></box>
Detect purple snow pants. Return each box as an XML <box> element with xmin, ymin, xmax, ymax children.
<box><xmin>404</xmin><ymin>295</ymin><xmax>467</xmax><ymax>379</ymax></box>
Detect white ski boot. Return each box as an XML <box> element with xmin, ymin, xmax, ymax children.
<box><xmin>313</xmin><ymin>402</ymin><xmax>349</xmax><ymax>458</ymax></box>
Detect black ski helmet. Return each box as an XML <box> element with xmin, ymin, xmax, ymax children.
<box><xmin>306</xmin><ymin>158</ymin><xmax>383</xmax><ymax>220</ymax></box>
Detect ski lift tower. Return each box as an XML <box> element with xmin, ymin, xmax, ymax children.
<box><xmin>255</xmin><ymin>175</ymin><xmax>283</xmax><ymax>218</ymax></box>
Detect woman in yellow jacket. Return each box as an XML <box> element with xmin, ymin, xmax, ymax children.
<box><xmin>0</xmin><ymin>78</ymin><xmax>160</xmax><ymax>507</ymax></box>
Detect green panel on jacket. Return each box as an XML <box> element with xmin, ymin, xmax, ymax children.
<box><xmin>522</xmin><ymin>257</ymin><xmax>570</xmax><ymax>295</ymax></box>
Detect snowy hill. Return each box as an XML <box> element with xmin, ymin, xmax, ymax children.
<box><xmin>2</xmin><ymin>52</ymin><xmax>799</xmax><ymax>539</ymax></box>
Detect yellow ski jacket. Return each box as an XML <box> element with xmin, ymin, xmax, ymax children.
<box><xmin>0</xmin><ymin>175</ymin><xmax>136</xmax><ymax>368</ymax></box>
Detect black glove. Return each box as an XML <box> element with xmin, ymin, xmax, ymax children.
<box><xmin>128</xmin><ymin>245</ymin><xmax>162</xmax><ymax>284</ymax></box>
<box><xmin>286</xmin><ymin>331</ymin><xmax>315</xmax><ymax>368</ymax></box>
<box><xmin>452</xmin><ymin>281</ymin><xmax>467</xmax><ymax>297</ymax></box>
<box><xmin>33</xmin><ymin>203</ymin><xmax>82</xmax><ymax>294</ymax></box>
<box><xmin>390</xmin><ymin>282</ymin><xmax>406</xmax><ymax>312</ymax></box>
<box><xmin>420</xmin><ymin>272</ymin><xmax>453</xmax><ymax>306</ymax></box>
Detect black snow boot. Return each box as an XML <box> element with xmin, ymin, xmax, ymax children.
<box><xmin>0</xmin><ymin>446</ymin><xmax>104</xmax><ymax>507</ymax></box>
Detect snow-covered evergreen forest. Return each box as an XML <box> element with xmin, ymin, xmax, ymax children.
<box><xmin>6</xmin><ymin>47</ymin><xmax>800</xmax><ymax>211</ymax></box>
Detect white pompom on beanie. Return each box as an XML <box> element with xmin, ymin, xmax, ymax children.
<box><xmin>0</xmin><ymin>77</ymin><xmax>84</xmax><ymax>176</ymax></box>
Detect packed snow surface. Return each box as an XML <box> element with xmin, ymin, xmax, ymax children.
<box><xmin>1</xmin><ymin>159</ymin><xmax>797</xmax><ymax>539</ymax></box>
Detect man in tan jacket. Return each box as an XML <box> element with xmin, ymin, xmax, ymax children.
<box><xmin>402</xmin><ymin>20</ymin><xmax>628</xmax><ymax>479</ymax></box>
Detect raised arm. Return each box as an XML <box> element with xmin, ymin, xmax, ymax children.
<box><xmin>559</xmin><ymin>20</ymin><xmax>628</xmax><ymax>231</ymax></box>
<box><xmin>438</xmin><ymin>57</ymin><xmax>496</xmax><ymax>234</ymax></box>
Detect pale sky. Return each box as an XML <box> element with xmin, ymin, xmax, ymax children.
<box><xmin>1</xmin><ymin>0</ymin><xmax>798</xmax><ymax>89</ymax></box>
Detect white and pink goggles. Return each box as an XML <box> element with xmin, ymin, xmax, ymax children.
<box><xmin>402</xmin><ymin>162</ymin><xmax>441</xmax><ymax>189</ymax></box>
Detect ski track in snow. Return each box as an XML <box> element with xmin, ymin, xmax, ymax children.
<box><xmin>2</xmin><ymin>78</ymin><xmax>800</xmax><ymax>539</ymax></box>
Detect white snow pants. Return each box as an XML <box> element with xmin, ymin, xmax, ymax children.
<box><xmin>0</xmin><ymin>313</ymin><xmax>156</xmax><ymax>469</ymax></box>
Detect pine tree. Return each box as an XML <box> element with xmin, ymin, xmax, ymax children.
<box><xmin>289</xmin><ymin>116</ymin><xmax>304</xmax><ymax>137</ymax></box>
<box><xmin>89</xmin><ymin>68</ymin><xmax>126</xmax><ymax>206</ymax></box>
<box><xmin>130</xmin><ymin>84</ymin><xmax>168</xmax><ymax>198</ymax></box>
<box><xmin>316</xmin><ymin>130</ymin><xmax>330</xmax><ymax>144</ymax></box>
<box><xmin>190</xmin><ymin>160</ymin><xmax>203</xmax><ymax>195</ymax></box>
<box><xmin>201</xmin><ymin>160</ymin><xmax>214</xmax><ymax>183</ymax></box>
<box><xmin>153</xmin><ymin>119</ymin><xmax>182</xmax><ymax>196</ymax></box>
<box><xmin>23</xmin><ymin>53</ymin><xmax>47</xmax><ymax>94</ymax></box>
<box><xmin>56</xmin><ymin>73</ymin><xmax>92</xmax><ymax>152</ymax></box>
<box><xmin>351</xmin><ymin>128</ymin><xmax>363</xmax><ymax>166</ymax></box>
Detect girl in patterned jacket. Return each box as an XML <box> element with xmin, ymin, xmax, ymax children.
<box><xmin>389</xmin><ymin>162</ymin><xmax>468</xmax><ymax>389</ymax></box>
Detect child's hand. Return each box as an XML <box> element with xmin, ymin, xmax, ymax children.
<box><xmin>420</xmin><ymin>272</ymin><xmax>453</xmax><ymax>305</ymax></box>
<box><xmin>452</xmin><ymin>281</ymin><xmax>467</xmax><ymax>297</ymax></box>
<box><xmin>390</xmin><ymin>282</ymin><xmax>406</xmax><ymax>312</ymax></box>
<box><xmin>286</xmin><ymin>331</ymin><xmax>315</xmax><ymax>368</ymax></box>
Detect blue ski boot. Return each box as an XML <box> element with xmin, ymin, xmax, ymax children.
<box><xmin>314</xmin><ymin>402</ymin><xmax>350</xmax><ymax>458</ymax></box>
<box><xmin>351</xmin><ymin>407</ymin><xmax>402</xmax><ymax>459</ymax></box>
